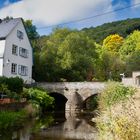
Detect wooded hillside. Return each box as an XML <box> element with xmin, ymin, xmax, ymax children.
<box><xmin>82</xmin><ymin>18</ymin><xmax>140</xmax><ymax>43</ymax></box>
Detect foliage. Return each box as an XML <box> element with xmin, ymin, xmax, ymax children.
<box><xmin>0</xmin><ymin>110</ymin><xmax>27</xmax><ymax>130</ymax></box>
<box><xmin>31</xmin><ymin>113</ymin><xmax>54</xmax><ymax>133</ymax></box>
<box><xmin>97</xmin><ymin>82</ymin><xmax>140</xmax><ymax>140</ymax></box>
<box><xmin>32</xmin><ymin>28</ymin><xmax>72</xmax><ymax>81</ymax></box>
<box><xmin>0</xmin><ymin>76</ymin><xmax>23</xmax><ymax>94</ymax></box>
<box><xmin>25</xmin><ymin>88</ymin><xmax>54</xmax><ymax>110</ymax></box>
<box><xmin>102</xmin><ymin>34</ymin><xmax>123</xmax><ymax>53</ymax></box>
<box><xmin>57</xmin><ymin>32</ymin><xmax>98</xmax><ymax>81</ymax></box>
<box><xmin>24</xmin><ymin>19</ymin><xmax>39</xmax><ymax>40</ymax></box>
<box><xmin>125</xmin><ymin>50</ymin><xmax>140</xmax><ymax>75</ymax></box>
<box><xmin>33</xmin><ymin>29</ymin><xmax>98</xmax><ymax>81</ymax></box>
<box><xmin>0</xmin><ymin>84</ymin><xmax>10</xmax><ymax>96</ymax></box>
<box><xmin>84</xmin><ymin>95</ymin><xmax>98</xmax><ymax>111</ymax></box>
<box><xmin>119</xmin><ymin>30</ymin><xmax>140</xmax><ymax>58</ymax></box>
<box><xmin>83</xmin><ymin>18</ymin><xmax>140</xmax><ymax>43</ymax></box>
<box><xmin>97</xmin><ymin>95</ymin><xmax>140</xmax><ymax>140</ymax></box>
<box><xmin>97</xmin><ymin>112</ymin><xmax>140</xmax><ymax>140</ymax></box>
<box><xmin>98</xmin><ymin>82</ymin><xmax>135</xmax><ymax>110</ymax></box>
<box><xmin>6</xmin><ymin>77</ymin><xmax>23</xmax><ymax>93</ymax></box>
<box><xmin>30</xmin><ymin>18</ymin><xmax>140</xmax><ymax>82</ymax></box>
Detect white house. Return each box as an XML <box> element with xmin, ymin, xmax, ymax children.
<box><xmin>0</xmin><ymin>18</ymin><xmax>33</xmax><ymax>84</ymax></box>
<box><xmin>122</xmin><ymin>71</ymin><xmax>140</xmax><ymax>87</ymax></box>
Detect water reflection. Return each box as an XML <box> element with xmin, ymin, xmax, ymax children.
<box><xmin>0</xmin><ymin>112</ymin><xmax>97</xmax><ymax>140</ymax></box>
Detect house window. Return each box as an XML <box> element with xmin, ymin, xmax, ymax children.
<box><xmin>18</xmin><ymin>65</ymin><xmax>28</xmax><ymax>76</ymax></box>
<box><xmin>19</xmin><ymin>47</ymin><xmax>28</xmax><ymax>58</ymax></box>
<box><xmin>11</xmin><ymin>63</ymin><xmax>17</xmax><ymax>74</ymax></box>
<box><xmin>12</xmin><ymin>44</ymin><xmax>18</xmax><ymax>55</ymax></box>
<box><xmin>17</xmin><ymin>30</ymin><xmax>23</xmax><ymax>39</ymax></box>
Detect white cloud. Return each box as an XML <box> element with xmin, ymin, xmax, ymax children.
<box><xmin>134</xmin><ymin>0</ymin><xmax>140</xmax><ymax>4</ymax></box>
<box><xmin>0</xmin><ymin>0</ymin><xmax>113</xmax><ymax>27</ymax></box>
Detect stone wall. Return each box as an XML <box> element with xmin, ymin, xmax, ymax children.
<box><xmin>0</xmin><ymin>102</ymin><xmax>27</xmax><ymax>111</ymax></box>
<box><xmin>38</xmin><ymin>82</ymin><xmax>105</xmax><ymax>112</ymax></box>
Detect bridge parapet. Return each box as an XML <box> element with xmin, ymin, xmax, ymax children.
<box><xmin>38</xmin><ymin>82</ymin><xmax>105</xmax><ymax>89</ymax></box>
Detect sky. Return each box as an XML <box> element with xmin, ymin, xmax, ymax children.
<box><xmin>0</xmin><ymin>0</ymin><xmax>140</xmax><ymax>35</ymax></box>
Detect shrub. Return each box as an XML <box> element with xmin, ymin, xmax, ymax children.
<box><xmin>0</xmin><ymin>84</ymin><xmax>10</xmax><ymax>97</ymax></box>
<box><xmin>6</xmin><ymin>77</ymin><xmax>23</xmax><ymax>93</ymax></box>
<box><xmin>98</xmin><ymin>81</ymin><xmax>135</xmax><ymax>110</ymax></box>
<box><xmin>0</xmin><ymin>76</ymin><xmax>23</xmax><ymax>93</ymax></box>
<box><xmin>97</xmin><ymin>112</ymin><xmax>140</xmax><ymax>140</ymax></box>
<box><xmin>96</xmin><ymin>82</ymin><xmax>140</xmax><ymax>140</ymax></box>
<box><xmin>25</xmin><ymin>88</ymin><xmax>54</xmax><ymax>110</ymax></box>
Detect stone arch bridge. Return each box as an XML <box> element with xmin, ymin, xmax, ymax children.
<box><xmin>38</xmin><ymin>82</ymin><xmax>105</xmax><ymax>112</ymax></box>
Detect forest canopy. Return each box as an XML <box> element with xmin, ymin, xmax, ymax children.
<box><xmin>24</xmin><ymin>18</ymin><xmax>140</xmax><ymax>82</ymax></box>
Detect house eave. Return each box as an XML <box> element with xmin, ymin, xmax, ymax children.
<box><xmin>0</xmin><ymin>37</ymin><xmax>6</xmax><ymax>40</ymax></box>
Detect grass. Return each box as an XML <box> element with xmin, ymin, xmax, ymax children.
<box><xmin>0</xmin><ymin>110</ymin><xmax>27</xmax><ymax>130</ymax></box>
<box><xmin>96</xmin><ymin>81</ymin><xmax>140</xmax><ymax>140</ymax></box>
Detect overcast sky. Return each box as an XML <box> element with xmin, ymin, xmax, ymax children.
<box><xmin>0</xmin><ymin>0</ymin><xmax>140</xmax><ymax>35</ymax></box>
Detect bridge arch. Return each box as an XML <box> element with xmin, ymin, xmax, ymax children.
<box><xmin>49</xmin><ymin>92</ymin><xmax>68</xmax><ymax>112</ymax></box>
<box><xmin>82</xmin><ymin>94</ymin><xmax>98</xmax><ymax>110</ymax></box>
<box><xmin>38</xmin><ymin>82</ymin><xmax>105</xmax><ymax>112</ymax></box>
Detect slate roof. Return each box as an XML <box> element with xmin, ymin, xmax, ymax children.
<box><xmin>0</xmin><ymin>18</ymin><xmax>21</xmax><ymax>39</ymax></box>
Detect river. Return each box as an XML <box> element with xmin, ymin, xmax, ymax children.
<box><xmin>0</xmin><ymin>112</ymin><xmax>98</xmax><ymax>140</ymax></box>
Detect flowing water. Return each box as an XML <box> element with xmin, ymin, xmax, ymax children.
<box><xmin>0</xmin><ymin>112</ymin><xmax>98</xmax><ymax>140</ymax></box>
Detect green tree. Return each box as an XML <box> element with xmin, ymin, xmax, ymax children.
<box><xmin>119</xmin><ymin>30</ymin><xmax>140</xmax><ymax>76</ymax></box>
<box><xmin>119</xmin><ymin>30</ymin><xmax>140</xmax><ymax>58</ymax></box>
<box><xmin>97</xmin><ymin>51</ymin><xmax>125</xmax><ymax>81</ymax></box>
<box><xmin>24</xmin><ymin>20</ymin><xmax>39</xmax><ymax>40</ymax></box>
<box><xmin>33</xmin><ymin>28</ymin><xmax>72</xmax><ymax>81</ymax></box>
<box><xmin>57</xmin><ymin>32</ymin><xmax>98</xmax><ymax>81</ymax></box>
<box><xmin>125</xmin><ymin>50</ymin><xmax>140</xmax><ymax>76</ymax></box>
<box><xmin>97</xmin><ymin>34</ymin><xmax>125</xmax><ymax>81</ymax></box>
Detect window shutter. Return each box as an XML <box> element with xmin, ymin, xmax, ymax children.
<box><xmin>18</xmin><ymin>65</ymin><xmax>21</xmax><ymax>75</ymax></box>
<box><xmin>19</xmin><ymin>47</ymin><xmax>22</xmax><ymax>56</ymax></box>
<box><xmin>27</xmin><ymin>50</ymin><xmax>29</xmax><ymax>58</ymax></box>
<box><xmin>26</xmin><ymin>67</ymin><xmax>28</xmax><ymax>76</ymax></box>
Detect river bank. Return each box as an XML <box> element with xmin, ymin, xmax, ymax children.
<box><xmin>95</xmin><ymin>82</ymin><xmax>140</xmax><ymax>140</ymax></box>
<box><xmin>0</xmin><ymin>111</ymin><xmax>97</xmax><ymax>140</ymax></box>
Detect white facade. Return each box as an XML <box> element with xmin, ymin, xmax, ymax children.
<box><xmin>122</xmin><ymin>71</ymin><xmax>140</xmax><ymax>87</ymax></box>
<box><xmin>0</xmin><ymin>18</ymin><xmax>33</xmax><ymax>84</ymax></box>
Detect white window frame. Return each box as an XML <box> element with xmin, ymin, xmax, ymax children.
<box><xmin>18</xmin><ymin>65</ymin><xmax>28</xmax><ymax>76</ymax></box>
<box><xmin>19</xmin><ymin>47</ymin><xmax>29</xmax><ymax>58</ymax></box>
<box><xmin>17</xmin><ymin>30</ymin><xmax>24</xmax><ymax>39</ymax></box>
<box><xmin>11</xmin><ymin>63</ymin><xmax>17</xmax><ymax>74</ymax></box>
<box><xmin>12</xmin><ymin>44</ymin><xmax>18</xmax><ymax>55</ymax></box>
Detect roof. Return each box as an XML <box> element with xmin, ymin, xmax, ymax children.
<box><xmin>0</xmin><ymin>18</ymin><xmax>21</xmax><ymax>39</ymax></box>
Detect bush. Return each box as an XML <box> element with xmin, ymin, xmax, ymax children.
<box><xmin>97</xmin><ymin>111</ymin><xmax>140</xmax><ymax>140</ymax></box>
<box><xmin>25</xmin><ymin>88</ymin><xmax>54</xmax><ymax>111</ymax></box>
<box><xmin>96</xmin><ymin>82</ymin><xmax>140</xmax><ymax>140</ymax></box>
<box><xmin>0</xmin><ymin>76</ymin><xmax>23</xmax><ymax>93</ymax></box>
<box><xmin>98</xmin><ymin>81</ymin><xmax>135</xmax><ymax>110</ymax></box>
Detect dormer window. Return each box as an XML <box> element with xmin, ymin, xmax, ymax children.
<box><xmin>17</xmin><ymin>30</ymin><xmax>23</xmax><ymax>39</ymax></box>
<box><xmin>19</xmin><ymin>47</ymin><xmax>28</xmax><ymax>58</ymax></box>
<box><xmin>12</xmin><ymin>44</ymin><xmax>18</xmax><ymax>55</ymax></box>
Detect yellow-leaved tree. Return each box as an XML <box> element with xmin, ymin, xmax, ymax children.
<box><xmin>103</xmin><ymin>34</ymin><xmax>124</xmax><ymax>53</ymax></box>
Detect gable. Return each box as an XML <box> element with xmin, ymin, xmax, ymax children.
<box><xmin>0</xmin><ymin>18</ymin><xmax>20</xmax><ymax>39</ymax></box>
